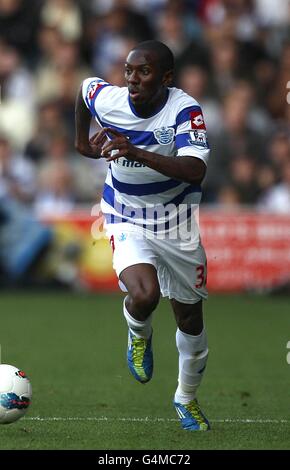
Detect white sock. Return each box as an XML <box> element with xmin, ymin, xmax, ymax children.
<box><xmin>123</xmin><ymin>298</ymin><xmax>152</xmax><ymax>339</ymax></box>
<box><xmin>174</xmin><ymin>328</ymin><xmax>208</xmax><ymax>404</ymax></box>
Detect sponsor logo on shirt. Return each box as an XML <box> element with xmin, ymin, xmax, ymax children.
<box><xmin>153</xmin><ymin>126</ymin><xmax>175</xmax><ymax>145</ymax></box>
<box><xmin>190</xmin><ymin>111</ymin><xmax>206</xmax><ymax>130</ymax></box>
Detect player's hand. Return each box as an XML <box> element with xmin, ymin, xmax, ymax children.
<box><xmin>88</xmin><ymin>131</ymin><xmax>107</xmax><ymax>157</ymax></box>
<box><xmin>76</xmin><ymin>131</ymin><xmax>107</xmax><ymax>158</ymax></box>
<box><xmin>90</xmin><ymin>127</ymin><xmax>136</xmax><ymax>161</ymax></box>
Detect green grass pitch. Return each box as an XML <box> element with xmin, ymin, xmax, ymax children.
<box><xmin>0</xmin><ymin>291</ymin><xmax>289</xmax><ymax>450</ymax></box>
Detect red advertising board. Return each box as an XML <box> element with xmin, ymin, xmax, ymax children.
<box><xmin>44</xmin><ymin>210</ymin><xmax>290</xmax><ymax>293</ymax></box>
<box><xmin>200</xmin><ymin>210</ymin><xmax>290</xmax><ymax>292</ymax></box>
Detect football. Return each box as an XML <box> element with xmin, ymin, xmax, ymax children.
<box><xmin>0</xmin><ymin>364</ymin><xmax>32</xmax><ymax>424</ymax></box>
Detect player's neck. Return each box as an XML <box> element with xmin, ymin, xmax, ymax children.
<box><xmin>132</xmin><ymin>88</ymin><xmax>169</xmax><ymax>118</ymax></box>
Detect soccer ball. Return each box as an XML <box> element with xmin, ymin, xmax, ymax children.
<box><xmin>0</xmin><ymin>364</ymin><xmax>32</xmax><ymax>424</ymax></box>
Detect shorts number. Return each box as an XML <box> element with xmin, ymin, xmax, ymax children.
<box><xmin>195</xmin><ymin>265</ymin><xmax>206</xmax><ymax>288</ymax></box>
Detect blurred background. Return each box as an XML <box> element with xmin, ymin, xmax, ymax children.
<box><xmin>0</xmin><ymin>0</ymin><xmax>290</xmax><ymax>293</ymax></box>
<box><xmin>1</xmin><ymin>2</ymin><xmax>289</xmax><ymax>450</ymax></box>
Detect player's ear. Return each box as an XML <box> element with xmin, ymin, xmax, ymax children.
<box><xmin>162</xmin><ymin>70</ymin><xmax>174</xmax><ymax>86</ymax></box>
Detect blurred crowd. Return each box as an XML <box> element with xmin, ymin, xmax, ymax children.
<box><xmin>0</xmin><ymin>0</ymin><xmax>290</xmax><ymax>214</ymax></box>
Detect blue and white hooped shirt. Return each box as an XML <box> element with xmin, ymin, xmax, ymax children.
<box><xmin>82</xmin><ymin>77</ymin><xmax>210</xmax><ymax>233</ymax></box>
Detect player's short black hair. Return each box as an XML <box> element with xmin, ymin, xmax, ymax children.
<box><xmin>132</xmin><ymin>40</ymin><xmax>174</xmax><ymax>73</ymax></box>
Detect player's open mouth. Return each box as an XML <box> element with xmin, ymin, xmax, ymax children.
<box><xmin>129</xmin><ymin>90</ymin><xmax>141</xmax><ymax>99</ymax></box>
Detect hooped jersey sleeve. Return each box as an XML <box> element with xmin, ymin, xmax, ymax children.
<box><xmin>82</xmin><ymin>77</ymin><xmax>111</xmax><ymax>122</ymax></box>
<box><xmin>174</xmin><ymin>98</ymin><xmax>210</xmax><ymax>166</ymax></box>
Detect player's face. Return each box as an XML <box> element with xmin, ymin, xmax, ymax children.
<box><xmin>125</xmin><ymin>49</ymin><xmax>169</xmax><ymax>107</ymax></box>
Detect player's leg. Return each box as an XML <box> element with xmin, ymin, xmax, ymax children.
<box><xmin>120</xmin><ymin>262</ymin><xmax>159</xmax><ymax>346</ymax></box>
<box><xmin>120</xmin><ymin>263</ymin><xmax>160</xmax><ymax>322</ymax></box>
<box><xmin>171</xmin><ymin>297</ymin><xmax>204</xmax><ymax>335</ymax></box>
<box><xmin>120</xmin><ymin>263</ymin><xmax>160</xmax><ymax>384</ymax></box>
<box><xmin>171</xmin><ymin>299</ymin><xmax>208</xmax><ymax>399</ymax></box>
<box><xmin>106</xmin><ymin>225</ymin><xmax>160</xmax><ymax>383</ymax></box>
<box><xmin>154</xmin><ymin>234</ymin><xmax>209</xmax><ymax>430</ymax></box>
<box><xmin>171</xmin><ymin>298</ymin><xmax>210</xmax><ymax>431</ymax></box>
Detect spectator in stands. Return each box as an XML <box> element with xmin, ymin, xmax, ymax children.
<box><xmin>268</xmin><ymin>131</ymin><xmax>290</xmax><ymax>169</ymax></box>
<box><xmin>0</xmin><ymin>134</ymin><xmax>36</xmax><ymax>203</ymax></box>
<box><xmin>178</xmin><ymin>64</ymin><xmax>222</xmax><ymax>136</ymax></box>
<box><xmin>216</xmin><ymin>185</ymin><xmax>241</xmax><ymax>208</ymax></box>
<box><xmin>0</xmin><ymin>132</ymin><xmax>52</xmax><ymax>285</ymax></box>
<box><xmin>259</xmin><ymin>161</ymin><xmax>290</xmax><ymax>213</ymax></box>
<box><xmin>33</xmin><ymin>133</ymin><xmax>74</xmax><ymax>216</ymax></box>
<box><xmin>156</xmin><ymin>7</ymin><xmax>191</xmax><ymax>57</ymax></box>
<box><xmin>0</xmin><ymin>41</ymin><xmax>35</xmax><ymax>147</ymax></box>
<box><xmin>229</xmin><ymin>154</ymin><xmax>259</xmax><ymax>204</ymax></box>
<box><xmin>0</xmin><ymin>41</ymin><xmax>35</xmax><ymax>105</ymax></box>
<box><xmin>267</xmin><ymin>42</ymin><xmax>290</xmax><ymax>119</ymax></box>
<box><xmin>40</xmin><ymin>0</ymin><xmax>83</xmax><ymax>42</ymax></box>
<box><xmin>204</xmin><ymin>87</ymin><xmax>266</xmax><ymax>201</ymax></box>
<box><xmin>0</xmin><ymin>0</ymin><xmax>289</xmax><ymax>212</ymax></box>
<box><xmin>256</xmin><ymin>164</ymin><xmax>277</xmax><ymax>196</ymax></box>
<box><xmin>34</xmin><ymin>160</ymin><xmax>75</xmax><ymax>216</ymax></box>
<box><xmin>35</xmin><ymin>38</ymin><xmax>90</xmax><ymax>104</ymax></box>
<box><xmin>104</xmin><ymin>61</ymin><xmax>127</xmax><ymax>86</ymax></box>
<box><xmin>25</xmin><ymin>99</ymin><xmax>68</xmax><ymax>163</ymax></box>
<box><xmin>0</xmin><ymin>0</ymin><xmax>41</xmax><ymax>65</ymax></box>
<box><xmin>209</xmin><ymin>38</ymin><xmax>241</xmax><ymax>97</ymax></box>
<box><xmin>90</xmin><ymin>4</ymin><xmax>152</xmax><ymax>76</ymax></box>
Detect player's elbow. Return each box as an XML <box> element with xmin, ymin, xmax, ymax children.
<box><xmin>187</xmin><ymin>173</ymin><xmax>205</xmax><ymax>185</ymax></box>
<box><xmin>186</xmin><ymin>159</ymin><xmax>206</xmax><ymax>185</ymax></box>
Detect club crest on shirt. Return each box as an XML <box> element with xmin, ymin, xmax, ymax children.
<box><xmin>153</xmin><ymin>126</ymin><xmax>175</xmax><ymax>145</ymax></box>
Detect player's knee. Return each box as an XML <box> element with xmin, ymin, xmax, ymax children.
<box><xmin>177</xmin><ymin>316</ymin><xmax>201</xmax><ymax>334</ymax></box>
<box><xmin>175</xmin><ymin>301</ymin><xmax>203</xmax><ymax>335</ymax></box>
<box><xmin>131</xmin><ymin>284</ymin><xmax>160</xmax><ymax>316</ymax></box>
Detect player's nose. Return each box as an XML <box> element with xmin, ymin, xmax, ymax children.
<box><xmin>127</xmin><ymin>70</ymin><xmax>140</xmax><ymax>85</ymax></box>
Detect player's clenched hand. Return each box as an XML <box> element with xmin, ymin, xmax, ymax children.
<box><xmin>91</xmin><ymin>127</ymin><xmax>136</xmax><ymax>161</ymax></box>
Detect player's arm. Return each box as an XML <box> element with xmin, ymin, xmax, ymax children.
<box><xmin>74</xmin><ymin>86</ymin><xmax>106</xmax><ymax>159</ymax></box>
<box><xmin>128</xmin><ymin>147</ymin><xmax>206</xmax><ymax>185</ymax></box>
<box><xmin>92</xmin><ymin>127</ymin><xmax>206</xmax><ymax>185</ymax></box>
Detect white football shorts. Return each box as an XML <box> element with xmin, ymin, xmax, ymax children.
<box><xmin>105</xmin><ymin>223</ymin><xmax>208</xmax><ymax>304</ymax></box>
